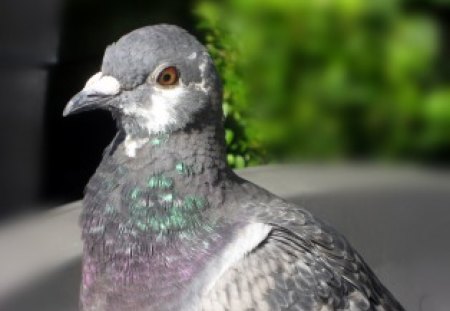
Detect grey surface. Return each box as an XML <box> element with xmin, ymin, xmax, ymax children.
<box><xmin>299</xmin><ymin>191</ymin><xmax>450</xmax><ymax>311</ymax></box>
<box><xmin>0</xmin><ymin>165</ymin><xmax>449</xmax><ymax>311</ymax></box>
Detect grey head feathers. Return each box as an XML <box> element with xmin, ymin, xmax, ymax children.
<box><xmin>103</xmin><ymin>25</ymin><xmax>207</xmax><ymax>89</ymax></box>
<box><xmin>64</xmin><ymin>24</ymin><xmax>222</xmax><ymax>138</ymax></box>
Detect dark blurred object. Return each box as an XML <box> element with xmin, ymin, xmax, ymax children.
<box><xmin>0</xmin><ymin>69</ymin><xmax>47</xmax><ymax>216</ymax></box>
<box><xmin>0</xmin><ymin>0</ymin><xmax>62</xmax><ymax>217</ymax></box>
<box><xmin>0</xmin><ymin>0</ymin><xmax>61</xmax><ymax>65</ymax></box>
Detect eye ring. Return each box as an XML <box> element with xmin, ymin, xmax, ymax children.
<box><xmin>156</xmin><ymin>66</ymin><xmax>179</xmax><ymax>86</ymax></box>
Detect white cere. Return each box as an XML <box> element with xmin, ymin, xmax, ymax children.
<box><xmin>83</xmin><ymin>72</ymin><xmax>121</xmax><ymax>96</ymax></box>
<box><xmin>84</xmin><ymin>72</ymin><xmax>103</xmax><ymax>88</ymax></box>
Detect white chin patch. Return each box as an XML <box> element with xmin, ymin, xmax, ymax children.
<box><xmin>148</xmin><ymin>87</ymin><xmax>184</xmax><ymax>131</ymax></box>
<box><xmin>83</xmin><ymin>72</ymin><xmax>121</xmax><ymax>96</ymax></box>
<box><xmin>123</xmin><ymin>86</ymin><xmax>185</xmax><ymax>135</ymax></box>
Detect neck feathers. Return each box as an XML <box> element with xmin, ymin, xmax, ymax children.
<box><xmin>83</xmin><ymin>120</ymin><xmax>231</xmax><ymax>246</ymax></box>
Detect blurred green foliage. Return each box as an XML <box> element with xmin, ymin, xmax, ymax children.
<box><xmin>195</xmin><ymin>0</ymin><xmax>449</xmax><ymax>167</ymax></box>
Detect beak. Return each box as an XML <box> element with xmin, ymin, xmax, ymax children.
<box><xmin>63</xmin><ymin>72</ymin><xmax>121</xmax><ymax>117</ymax></box>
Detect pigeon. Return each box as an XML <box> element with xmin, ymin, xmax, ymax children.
<box><xmin>63</xmin><ymin>24</ymin><xmax>405</xmax><ymax>311</ymax></box>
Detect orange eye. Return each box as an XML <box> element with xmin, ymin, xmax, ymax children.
<box><xmin>156</xmin><ymin>66</ymin><xmax>179</xmax><ymax>86</ymax></box>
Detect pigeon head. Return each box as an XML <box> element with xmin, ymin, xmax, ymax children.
<box><xmin>63</xmin><ymin>25</ymin><xmax>222</xmax><ymax>135</ymax></box>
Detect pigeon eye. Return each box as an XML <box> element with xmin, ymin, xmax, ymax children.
<box><xmin>156</xmin><ymin>66</ymin><xmax>179</xmax><ymax>86</ymax></box>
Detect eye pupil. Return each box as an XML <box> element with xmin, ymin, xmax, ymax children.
<box><xmin>157</xmin><ymin>66</ymin><xmax>179</xmax><ymax>86</ymax></box>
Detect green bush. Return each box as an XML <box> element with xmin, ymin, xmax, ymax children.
<box><xmin>195</xmin><ymin>0</ymin><xmax>449</xmax><ymax>167</ymax></box>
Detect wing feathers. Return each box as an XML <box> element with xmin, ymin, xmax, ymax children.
<box><xmin>201</xmin><ymin>208</ymin><xmax>404</xmax><ymax>311</ymax></box>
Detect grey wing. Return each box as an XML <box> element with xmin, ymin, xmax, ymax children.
<box><xmin>200</xmin><ymin>204</ymin><xmax>404</xmax><ymax>311</ymax></box>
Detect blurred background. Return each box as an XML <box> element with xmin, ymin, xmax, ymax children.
<box><xmin>0</xmin><ymin>0</ymin><xmax>448</xmax><ymax>219</ymax></box>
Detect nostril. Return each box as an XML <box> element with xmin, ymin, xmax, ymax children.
<box><xmin>86</xmin><ymin>92</ymin><xmax>111</xmax><ymax>99</ymax></box>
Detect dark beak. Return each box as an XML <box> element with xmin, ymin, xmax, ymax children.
<box><xmin>62</xmin><ymin>90</ymin><xmax>115</xmax><ymax>117</ymax></box>
<box><xmin>62</xmin><ymin>73</ymin><xmax>121</xmax><ymax>117</ymax></box>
